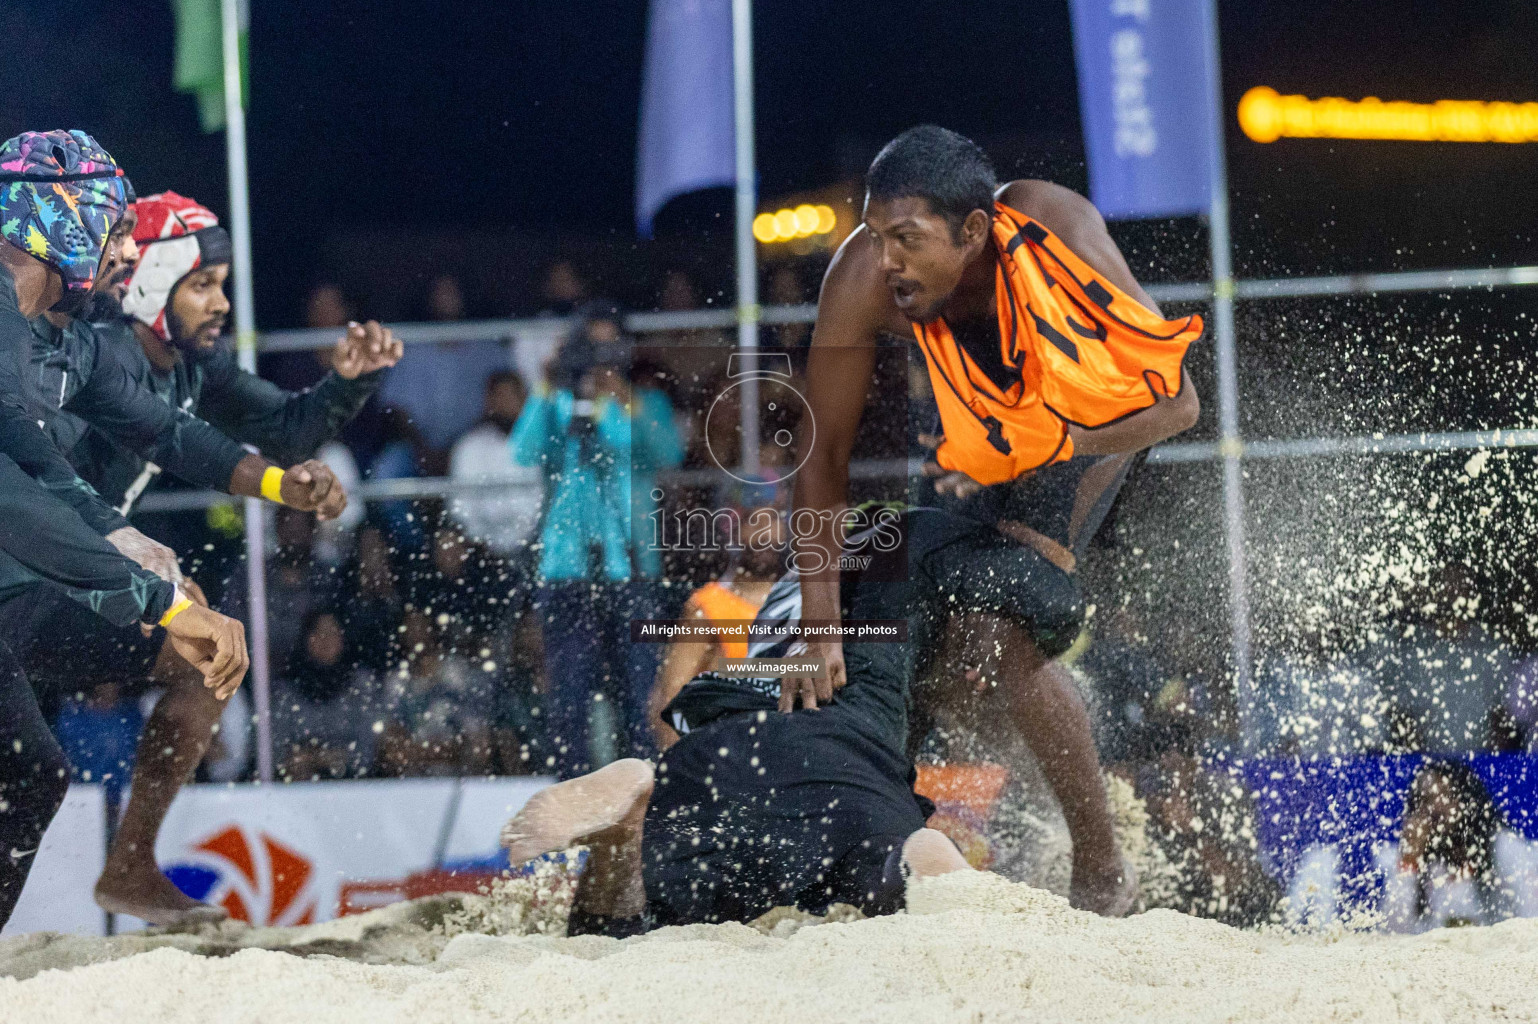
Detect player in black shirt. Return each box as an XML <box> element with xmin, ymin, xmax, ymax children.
<box><xmin>21</xmin><ymin>199</ymin><xmax>392</xmax><ymax>925</ymax></box>
<box><xmin>0</xmin><ymin>131</ymin><xmax>251</xmax><ymax>928</ymax></box>
<box><xmin>502</xmin><ymin>507</ymin><xmax>1132</xmax><ymax>933</ymax></box>
<box><xmin>67</xmin><ymin>190</ymin><xmax>397</xmax><ymax>514</ymax></box>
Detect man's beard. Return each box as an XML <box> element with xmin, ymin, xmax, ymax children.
<box><xmin>77</xmin><ymin>290</ymin><xmax>124</xmax><ymax>322</ymax></box>
<box><xmin>74</xmin><ymin>265</ymin><xmax>134</xmax><ymax>321</ymax></box>
<box><xmin>168</xmin><ymin>308</ymin><xmax>225</xmax><ymax>353</ymax></box>
<box><xmin>97</xmin><ymin>264</ymin><xmax>133</xmax><ymax>299</ymax></box>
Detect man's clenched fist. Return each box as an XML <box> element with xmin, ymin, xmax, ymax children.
<box><xmin>279</xmin><ymin>460</ymin><xmax>348</xmax><ymax>521</ymax></box>
<box><xmin>164</xmin><ymin>602</ymin><xmax>249</xmax><ymax>700</ymax></box>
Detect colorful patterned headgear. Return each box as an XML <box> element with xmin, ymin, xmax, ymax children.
<box><xmin>122</xmin><ymin>191</ymin><xmax>232</xmax><ymax>342</ymax></box>
<box><xmin>0</xmin><ymin>130</ymin><xmax>133</xmax><ymax>295</ymax></box>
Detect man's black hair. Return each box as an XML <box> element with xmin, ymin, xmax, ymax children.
<box><xmin>865</xmin><ymin>125</ymin><xmax>998</xmax><ymax>238</ymax></box>
<box><xmin>486</xmin><ymin>368</ymin><xmax>525</xmax><ymax>393</ymax></box>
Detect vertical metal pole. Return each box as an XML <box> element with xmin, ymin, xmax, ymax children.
<box><xmin>731</xmin><ymin>0</ymin><xmax>760</xmax><ymax>476</ymax></box>
<box><xmin>221</xmin><ymin>0</ymin><xmax>273</xmax><ymax>783</ymax></box>
<box><xmin>1202</xmin><ymin>0</ymin><xmax>1253</xmax><ymax>751</ymax></box>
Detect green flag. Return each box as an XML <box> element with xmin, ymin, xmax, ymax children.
<box><xmin>173</xmin><ymin>0</ymin><xmax>248</xmax><ymax>133</ymax></box>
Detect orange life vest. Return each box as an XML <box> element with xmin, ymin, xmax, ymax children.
<box><xmin>912</xmin><ymin>202</ymin><xmax>1204</xmax><ymax>485</ymax></box>
<box><xmin>687</xmin><ymin>580</ymin><xmax>763</xmax><ymax>659</ymax></box>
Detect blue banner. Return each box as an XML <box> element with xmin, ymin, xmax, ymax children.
<box><xmin>635</xmin><ymin>0</ymin><xmax>735</xmax><ymax>238</ymax></box>
<box><xmin>1068</xmin><ymin>0</ymin><xmax>1218</xmax><ymax>220</ymax></box>
<box><xmin>1243</xmin><ymin>754</ymin><xmax>1538</xmax><ymax>907</ymax></box>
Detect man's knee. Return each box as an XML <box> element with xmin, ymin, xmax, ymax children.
<box><xmin>901</xmin><ymin>828</ymin><xmax>971</xmax><ymax>878</ymax></box>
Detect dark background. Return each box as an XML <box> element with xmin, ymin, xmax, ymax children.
<box><xmin>3</xmin><ymin>0</ymin><xmax>1537</xmax><ymax>324</ymax></box>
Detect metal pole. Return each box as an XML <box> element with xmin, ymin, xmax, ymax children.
<box><xmin>221</xmin><ymin>0</ymin><xmax>273</xmax><ymax>783</ymax></box>
<box><xmin>731</xmin><ymin>0</ymin><xmax>760</xmax><ymax>476</ymax></box>
<box><xmin>1202</xmin><ymin>0</ymin><xmax>1253</xmax><ymax>751</ymax></box>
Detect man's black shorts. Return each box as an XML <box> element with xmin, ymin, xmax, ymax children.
<box><xmin>642</xmin><ymin>704</ymin><xmax>933</xmax><ymax>927</ymax></box>
<box><xmin>929</xmin><ymin>452</ymin><xmax>1136</xmax><ymax>562</ymax></box>
<box><xmin>0</xmin><ymin>584</ymin><xmax>165</xmax><ymax>714</ymax></box>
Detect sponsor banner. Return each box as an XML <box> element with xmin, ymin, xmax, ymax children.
<box><xmin>134</xmin><ymin>779</ymin><xmax>453</xmax><ymax>930</ymax></box>
<box><xmin>1245</xmin><ymin>754</ymin><xmax>1538</xmax><ymax>899</ymax></box>
<box><xmin>2</xmin><ymin>785</ymin><xmax>106</xmax><ymax>938</ymax></box>
<box><xmin>113</xmin><ymin>776</ymin><xmax>554</xmax><ymax>931</ymax></box>
<box><xmin>443</xmin><ymin>777</ymin><xmax>553</xmax><ymax>865</ymax></box>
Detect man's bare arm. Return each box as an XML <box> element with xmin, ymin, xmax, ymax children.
<box><xmin>1067</xmin><ymin>387</ymin><xmax>1199</xmax><ymax>455</ymax></box>
<box><xmin>650</xmin><ymin>624</ymin><xmax>716</xmax><ymax>749</ymax></box>
<box><xmin>791</xmin><ymin>229</ymin><xmax>888</xmax><ymax>705</ymax></box>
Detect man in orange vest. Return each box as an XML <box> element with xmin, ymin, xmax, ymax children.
<box><xmin>790</xmin><ymin>125</ymin><xmax>1202</xmax><ymax>915</ymax></box>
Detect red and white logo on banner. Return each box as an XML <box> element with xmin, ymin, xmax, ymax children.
<box><xmin>171</xmin><ymin>824</ymin><xmax>319</xmax><ymax>926</ymax></box>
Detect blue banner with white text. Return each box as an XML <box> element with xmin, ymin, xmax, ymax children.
<box><xmin>1068</xmin><ymin>0</ymin><xmax>1218</xmax><ymax>220</ymax></box>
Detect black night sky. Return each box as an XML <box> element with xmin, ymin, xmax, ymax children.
<box><xmin>2</xmin><ymin>0</ymin><xmax>1537</xmax><ymax>325</ymax></box>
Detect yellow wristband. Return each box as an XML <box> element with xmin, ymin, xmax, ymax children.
<box><xmin>260</xmin><ymin>465</ymin><xmax>286</xmax><ymax>504</ymax></box>
<box><xmin>159</xmin><ymin>596</ymin><xmax>193</xmax><ymax>628</ymax></box>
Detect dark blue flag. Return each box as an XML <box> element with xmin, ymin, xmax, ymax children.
<box><xmin>1068</xmin><ymin>0</ymin><xmax>1218</xmax><ymax>220</ymax></box>
<box><xmin>635</xmin><ymin>0</ymin><xmax>735</xmax><ymax>237</ymax></box>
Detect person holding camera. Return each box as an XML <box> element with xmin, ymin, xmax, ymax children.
<box><xmin>511</xmin><ymin>302</ymin><xmax>683</xmax><ymax>778</ymax></box>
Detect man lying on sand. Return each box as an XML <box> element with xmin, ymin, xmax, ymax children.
<box><xmin>501</xmin><ymin>506</ymin><xmax>1137</xmax><ymax>935</ymax></box>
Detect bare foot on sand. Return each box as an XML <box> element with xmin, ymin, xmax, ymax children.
<box><xmin>95</xmin><ymin>856</ymin><xmax>228</xmax><ymax>928</ymax></box>
<box><xmin>502</xmin><ymin>759</ymin><xmax>655</xmax><ymax>920</ymax></box>
<box><xmin>1069</xmin><ymin>853</ymin><xmax>1139</xmax><ymax>917</ymax></box>
<box><xmin>501</xmin><ymin>759</ymin><xmax>655</xmax><ymax>867</ymax></box>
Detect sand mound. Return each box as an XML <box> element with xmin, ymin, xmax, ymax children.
<box><xmin>0</xmin><ymin>852</ymin><xmax>584</xmax><ymax>983</ymax></box>
<box><xmin>4</xmin><ymin>869</ymin><xmax>1536</xmax><ymax>1023</ymax></box>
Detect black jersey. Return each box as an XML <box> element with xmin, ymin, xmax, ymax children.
<box><xmin>662</xmin><ymin>507</ymin><xmax>1083</xmax><ymax>757</ymax></box>
<box><xmin>0</xmin><ymin>270</ymin><xmax>176</xmax><ymax>625</ymax></box>
<box><xmin>56</xmin><ymin>320</ymin><xmax>382</xmax><ymax>512</ymax></box>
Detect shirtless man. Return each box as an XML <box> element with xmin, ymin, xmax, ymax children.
<box><xmin>502</xmin><ymin>507</ymin><xmax>1096</xmax><ymax>933</ymax></box>
<box><xmin>790</xmin><ymin>125</ymin><xmax>1202</xmax><ymax>913</ymax></box>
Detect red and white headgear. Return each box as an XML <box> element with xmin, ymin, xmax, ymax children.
<box><xmin>121</xmin><ymin>191</ymin><xmax>232</xmax><ymax>341</ymax></box>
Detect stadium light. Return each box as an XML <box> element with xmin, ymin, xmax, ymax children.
<box><xmin>753</xmin><ymin>203</ymin><xmax>838</xmax><ymax>244</ymax></box>
<box><xmin>1239</xmin><ymin>86</ymin><xmax>1538</xmax><ymax>144</ymax></box>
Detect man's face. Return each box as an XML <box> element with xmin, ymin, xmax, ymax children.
<box><xmin>306</xmin><ymin>614</ymin><xmax>346</xmax><ymax>667</ymax></box>
<box><xmin>92</xmin><ymin>211</ymin><xmax>140</xmax><ymax>302</ymax></box>
<box><xmin>485</xmin><ymin>378</ymin><xmax>526</xmax><ymax>428</ymax></box>
<box><xmin>167</xmin><ymin>262</ymin><xmax>231</xmax><ymax>352</ymax></box>
<box><xmin>862</xmin><ymin>196</ymin><xmax>988</xmax><ymax>323</ymax></box>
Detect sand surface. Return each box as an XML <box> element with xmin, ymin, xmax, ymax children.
<box><xmin>2</xmin><ymin>870</ymin><xmax>1535</xmax><ymax>1024</ymax></box>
